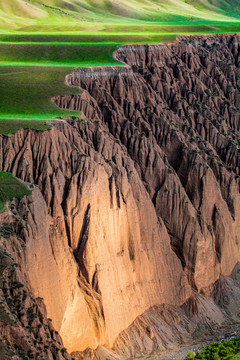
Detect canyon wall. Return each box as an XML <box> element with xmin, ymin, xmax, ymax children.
<box><xmin>1</xmin><ymin>34</ymin><xmax>240</xmax><ymax>358</ymax></box>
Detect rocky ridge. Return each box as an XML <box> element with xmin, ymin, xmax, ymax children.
<box><xmin>0</xmin><ymin>34</ymin><xmax>240</xmax><ymax>359</ymax></box>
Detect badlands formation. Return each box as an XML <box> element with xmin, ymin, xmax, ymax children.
<box><xmin>0</xmin><ymin>34</ymin><xmax>240</xmax><ymax>359</ymax></box>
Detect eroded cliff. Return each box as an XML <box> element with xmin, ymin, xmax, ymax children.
<box><xmin>0</xmin><ymin>34</ymin><xmax>240</xmax><ymax>359</ymax></box>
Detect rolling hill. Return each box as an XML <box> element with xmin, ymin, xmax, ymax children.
<box><xmin>0</xmin><ymin>0</ymin><xmax>239</xmax><ymax>32</ymax></box>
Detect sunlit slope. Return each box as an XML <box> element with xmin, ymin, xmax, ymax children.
<box><xmin>0</xmin><ymin>0</ymin><xmax>47</xmax><ymax>29</ymax></box>
<box><xmin>0</xmin><ymin>0</ymin><xmax>239</xmax><ymax>32</ymax></box>
<box><xmin>51</xmin><ymin>0</ymin><xmax>239</xmax><ymax>20</ymax></box>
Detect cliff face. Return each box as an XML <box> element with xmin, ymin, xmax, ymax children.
<box><xmin>1</xmin><ymin>34</ymin><xmax>240</xmax><ymax>359</ymax></box>
<box><xmin>0</xmin><ymin>209</ymin><xmax>72</xmax><ymax>360</ymax></box>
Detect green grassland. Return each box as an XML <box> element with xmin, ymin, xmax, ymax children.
<box><xmin>0</xmin><ymin>40</ymin><xmax>126</xmax><ymax>133</ymax></box>
<box><xmin>0</xmin><ymin>66</ymin><xmax>82</xmax><ymax>121</ymax></box>
<box><xmin>0</xmin><ymin>42</ymin><xmax>124</xmax><ymax>134</ymax></box>
<box><xmin>0</xmin><ymin>172</ymin><xmax>31</xmax><ymax>212</ymax></box>
<box><xmin>0</xmin><ymin>43</ymin><xmax>121</xmax><ymax>66</ymax></box>
<box><xmin>0</xmin><ymin>37</ymin><xmax>176</xmax><ymax>134</ymax></box>
<box><xmin>0</xmin><ymin>119</ymin><xmax>51</xmax><ymax>136</ymax></box>
<box><xmin>0</xmin><ymin>0</ymin><xmax>240</xmax><ymax>33</ymax></box>
<box><xmin>0</xmin><ymin>41</ymin><xmax>120</xmax><ymax>128</ymax></box>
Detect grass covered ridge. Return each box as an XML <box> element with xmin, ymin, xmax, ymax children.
<box><xmin>0</xmin><ymin>172</ymin><xmax>31</xmax><ymax>212</ymax></box>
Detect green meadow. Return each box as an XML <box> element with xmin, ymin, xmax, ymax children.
<box><xmin>0</xmin><ymin>43</ymin><xmax>120</xmax><ymax>67</ymax></box>
<box><xmin>0</xmin><ymin>66</ymin><xmax>83</xmax><ymax>123</ymax></box>
<box><xmin>0</xmin><ymin>0</ymin><xmax>240</xmax><ymax>33</ymax></box>
<box><xmin>0</xmin><ymin>42</ymin><xmax>121</xmax><ymax>133</ymax></box>
<box><xmin>0</xmin><ymin>34</ymin><xmax>178</xmax><ymax>133</ymax></box>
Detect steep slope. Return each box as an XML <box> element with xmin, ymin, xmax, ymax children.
<box><xmin>0</xmin><ymin>34</ymin><xmax>240</xmax><ymax>359</ymax></box>
<box><xmin>0</xmin><ymin>223</ymin><xmax>72</xmax><ymax>359</ymax></box>
<box><xmin>0</xmin><ymin>116</ymin><xmax>191</xmax><ymax>354</ymax></box>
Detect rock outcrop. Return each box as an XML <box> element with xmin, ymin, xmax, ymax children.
<box><xmin>1</xmin><ymin>34</ymin><xmax>240</xmax><ymax>359</ymax></box>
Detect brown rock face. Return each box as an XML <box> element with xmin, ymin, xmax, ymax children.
<box><xmin>0</xmin><ymin>210</ymin><xmax>72</xmax><ymax>359</ymax></box>
<box><xmin>1</xmin><ymin>34</ymin><xmax>240</xmax><ymax>358</ymax></box>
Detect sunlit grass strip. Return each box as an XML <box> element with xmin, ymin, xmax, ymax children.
<box><xmin>0</xmin><ymin>61</ymin><xmax>121</xmax><ymax>67</ymax></box>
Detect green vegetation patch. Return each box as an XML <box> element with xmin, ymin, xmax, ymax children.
<box><xmin>0</xmin><ymin>172</ymin><xmax>31</xmax><ymax>213</ymax></box>
<box><xmin>0</xmin><ymin>43</ymin><xmax>120</xmax><ymax>67</ymax></box>
<box><xmin>0</xmin><ymin>33</ymin><xmax>177</xmax><ymax>43</ymax></box>
<box><xmin>0</xmin><ymin>66</ymin><xmax>82</xmax><ymax>121</ymax></box>
<box><xmin>0</xmin><ymin>42</ymin><xmax>123</xmax><ymax>128</ymax></box>
<box><xmin>0</xmin><ymin>119</ymin><xmax>51</xmax><ymax>135</ymax></box>
<box><xmin>0</xmin><ymin>0</ymin><xmax>240</xmax><ymax>33</ymax></box>
<box><xmin>229</xmin><ymin>354</ymin><xmax>240</xmax><ymax>359</ymax></box>
<box><xmin>186</xmin><ymin>337</ymin><xmax>240</xmax><ymax>360</ymax></box>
